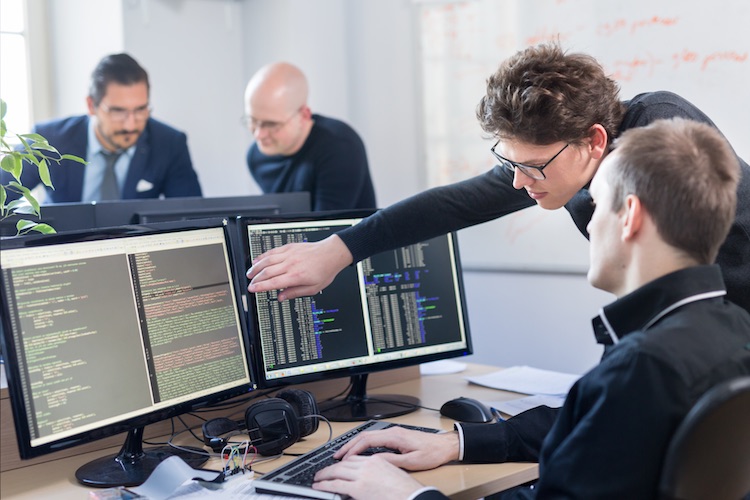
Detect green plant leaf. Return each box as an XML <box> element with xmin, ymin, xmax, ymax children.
<box><xmin>22</xmin><ymin>191</ymin><xmax>41</xmax><ymax>215</ymax></box>
<box><xmin>15</xmin><ymin>219</ymin><xmax>39</xmax><ymax>234</ymax></box>
<box><xmin>1</xmin><ymin>154</ymin><xmax>16</xmax><ymax>173</ymax></box>
<box><xmin>2</xmin><ymin>99</ymin><xmax>58</xmax><ymax>234</ymax></box>
<box><xmin>16</xmin><ymin>220</ymin><xmax>55</xmax><ymax>235</ymax></box>
<box><xmin>20</xmin><ymin>133</ymin><xmax>48</xmax><ymax>143</ymax></box>
<box><xmin>29</xmin><ymin>223</ymin><xmax>56</xmax><ymax>234</ymax></box>
<box><xmin>5</xmin><ymin>182</ymin><xmax>40</xmax><ymax>215</ymax></box>
<box><xmin>60</xmin><ymin>154</ymin><xmax>88</xmax><ymax>164</ymax></box>
<box><xmin>6</xmin><ymin>196</ymin><xmax>37</xmax><ymax>213</ymax></box>
<box><xmin>38</xmin><ymin>160</ymin><xmax>53</xmax><ymax>187</ymax></box>
<box><xmin>22</xmin><ymin>154</ymin><xmax>41</xmax><ymax>170</ymax></box>
<box><xmin>18</xmin><ymin>134</ymin><xmax>34</xmax><ymax>155</ymax></box>
<box><xmin>30</xmin><ymin>142</ymin><xmax>58</xmax><ymax>152</ymax></box>
<box><xmin>6</xmin><ymin>199</ymin><xmax>27</xmax><ymax>210</ymax></box>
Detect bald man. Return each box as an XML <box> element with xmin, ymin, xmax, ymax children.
<box><xmin>243</xmin><ymin>62</ymin><xmax>376</xmax><ymax>211</ymax></box>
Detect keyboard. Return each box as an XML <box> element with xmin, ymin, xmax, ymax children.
<box><xmin>253</xmin><ymin>420</ymin><xmax>441</xmax><ymax>500</ymax></box>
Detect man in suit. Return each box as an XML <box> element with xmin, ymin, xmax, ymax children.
<box><xmin>244</xmin><ymin>62</ymin><xmax>376</xmax><ymax>211</ymax></box>
<box><xmin>4</xmin><ymin>53</ymin><xmax>202</xmax><ymax>203</ymax></box>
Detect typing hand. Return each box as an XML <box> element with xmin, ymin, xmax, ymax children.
<box><xmin>313</xmin><ymin>455</ymin><xmax>423</xmax><ymax>500</ymax></box>
<box><xmin>246</xmin><ymin>234</ymin><xmax>353</xmax><ymax>301</ymax></box>
<box><xmin>334</xmin><ymin>427</ymin><xmax>460</xmax><ymax>471</ymax></box>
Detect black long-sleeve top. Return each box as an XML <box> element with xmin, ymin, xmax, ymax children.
<box><xmin>416</xmin><ymin>265</ymin><xmax>750</xmax><ymax>499</ymax></box>
<box><xmin>337</xmin><ymin>91</ymin><xmax>750</xmax><ymax>314</ymax></box>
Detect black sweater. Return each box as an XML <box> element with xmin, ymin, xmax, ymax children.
<box><xmin>338</xmin><ymin>91</ymin><xmax>750</xmax><ymax>314</ymax></box>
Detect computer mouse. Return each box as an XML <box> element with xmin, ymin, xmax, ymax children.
<box><xmin>439</xmin><ymin>397</ymin><xmax>495</xmax><ymax>423</ymax></box>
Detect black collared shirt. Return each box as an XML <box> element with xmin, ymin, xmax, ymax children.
<box><xmin>444</xmin><ymin>266</ymin><xmax>750</xmax><ymax>500</ymax></box>
<box><xmin>511</xmin><ymin>265</ymin><xmax>750</xmax><ymax>499</ymax></box>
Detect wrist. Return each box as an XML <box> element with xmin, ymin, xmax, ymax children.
<box><xmin>329</xmin><ymin>234</ymin><xmax>354</xmax><ymax>268</ymax></box>
<box><xmin>441</xmin><ymin>431</ymin><xmax>461</xmax><ymax>462</ymax></box>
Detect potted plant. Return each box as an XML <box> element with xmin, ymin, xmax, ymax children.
<box><xmin>0</xmin><ymin>98</ymin><xmax>86</xmax><ymax>235</ymax></box>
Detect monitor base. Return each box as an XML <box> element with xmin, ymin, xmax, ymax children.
<box><xmin>318</xmin><ymin>394</ymin><xmax>420</xmax><ymax>422</ymax></box>
<box><xmin>75</xmin><ymin>427</ymin><xmax>208</xmax><ymax>488</ymax></box>
<box><xmin>76</xmin><ymin>445</ymin><xmax>208</xmax><ymax>488</ymax></box>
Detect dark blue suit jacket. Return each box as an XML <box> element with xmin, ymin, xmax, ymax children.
<box><xmin>5</xmin><ymin>115</ymin><xmax>202</xmax><ymax>202</ymax></box>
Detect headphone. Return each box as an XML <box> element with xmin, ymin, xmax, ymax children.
<box><xmin>202</xmin><ymin>389</ymin><xmax>319</xmax><ymax>455</ymax></box>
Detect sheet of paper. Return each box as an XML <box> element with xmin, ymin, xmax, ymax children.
<box><xmin>486</xmin><ymin>394</ymin><xmax>566</xmax><ymax>417</ymax></box>
<box><xmin>420</xmin><ymin>359</ymin><xmax>467</xmax><ymax>375</ymax></box>
<box><xmin>166</xmin><ymin>472</ymin><xmax>307</xmax><ymax>499</ymax></box>
<box><xmin>125</xmin><ymin>456</ymin><xmax>307</xmax><ymax>499</ymax></box>
<box><xmin>466</xmin><ymin>365</ymin><xmax>580</xmax><ymax>396</ymax></box>
<box><xmin>130</xmin><ymin>456</ymin><xmax>222</xmax><ymax>500</ymax></box>
<box><xmin>168</xmin><ymin>474</ymin><xmax>312</xmax><ymax>500</ymax></box>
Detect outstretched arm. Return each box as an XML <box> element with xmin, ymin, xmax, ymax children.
<box><xmin>248</xmin><ymin>166</ymin><xmax>529</xmax><ymax>299</ymax></box>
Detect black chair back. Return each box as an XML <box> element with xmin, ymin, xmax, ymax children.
<box><xmin>659</xmin><ymin>376</ymin><xmax>750</xmax><ymax>500</ymax></box>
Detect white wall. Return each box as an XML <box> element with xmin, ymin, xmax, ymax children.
<box><xmin>463</xmin><ymin>270</ymin><xmax>611</xmax><ymax>375</ymax></box>
<box><xmin>45</xmin><ymin>0</ymin><xmax>124</xmax><ymax>118</ymax></box>
<box><xmin>122</xmin><ymin>0</ymin><xmax>250</xmax><ymax>197</ymax></box>
<box><xmin>38</xmin><ymin>0</ymin><xmax>609</xmax><ymax>375</ymax></box>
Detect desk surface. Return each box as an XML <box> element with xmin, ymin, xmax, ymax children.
<box><xmin>0</xmin><ymin>363</ymin><xmax>538</xmax><ymax>500</ymax></box>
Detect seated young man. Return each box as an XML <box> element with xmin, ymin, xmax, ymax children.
<box><xmin>311</xmin><ymin>117</ymin><xmax>750</xmax><ymax>500</ymax></box>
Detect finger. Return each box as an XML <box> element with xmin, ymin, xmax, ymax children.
<box><xmin>314</xmin><ymin>457</ymin><xmax>366</xmax><ymax>481</ymax></box>
<box><xmin>337</xmin><ymin>430</ymin><xmax>400</xmax><ymax>459</ymax></box>
<box><xmin>247</xmin><ymin>261</ymin><xmax>296</xmax><ymax>292</ymax></box>
<box><xmin>335</xmin><ymin>434</ymin><xmax>376</xmax><ymax>459</ymax></box>
<box><xmin>311</xmin><ymin>479</ymin><xmax>355</xmax><ymax>497</ymax></box>
<box><xmin>276</xmin><ymin>285</ymin><xmax>324</xmax><ymax>301</ymax></box>
<box><xmin>247</xmin><ymin>273</ymin><xmax>287</xmax><ymax>294</ymax></box>
<box><xmin>247</xmin><ymin>244</ymin><xmax>298</xmax><ymax>280</ymax></box>
<box><xmin>246</xmin><ymin>256</ymin><xmax>279</xmax><ymax>282</ymax></box>
<box><xmin>250</xmin><ymin>245</ymin><xmax>289</xmax><ymax>266</ymax></box>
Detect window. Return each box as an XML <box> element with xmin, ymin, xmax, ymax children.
<box><xmin>0</xmin><ymin>0</ymin><xmax>32</xmax><ymax>135</ymax></box>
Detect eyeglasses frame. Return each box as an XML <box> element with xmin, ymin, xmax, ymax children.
<box><xmin>491</xmin><ymin>140</ymin><xmax>570</xmax><ymax>180</ymax></box>
<box><xmin>98</xmin><ymin>103</ymin><xmax>152</xmax><ymax>122</ymax></box>
<box><xmin>242</xmin><ymin>107</ymin><xmax>303</xmax><ymax>134</ymax></box>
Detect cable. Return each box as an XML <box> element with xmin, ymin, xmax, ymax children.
<box><xmin>192</xmin><ymin>388</ymin><xmax>277</xmax><ymax>413</ymax></box>
<box><xmin>280</xmin><ymin>414</ymin><xmax>333</xmax><ymax>456</ymax></box>
<box><xmin>318</xmin><ymin>381</ymin><xmax>353</xmax><ymax>404</ymax></box>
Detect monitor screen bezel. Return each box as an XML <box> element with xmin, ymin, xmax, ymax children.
<box><xmin>0</xmin><ymin>201</ymin><xmax>98</xmax><ymax>237</ymax></box>
<box><xmin>238</xmin><ymin>210</ymin><xmax>473</xmax><ymax>390</ymax></box>
<box><xmin>0</xmin><ymin>218</ymin><xmax>257</xmax><ymax>460</ymax></box>
<box><xmin>92</xmin><ymin>192</ymin><xmax>311</xmax><ymax>228</ymax></box>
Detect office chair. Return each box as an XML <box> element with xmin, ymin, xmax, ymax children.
<box><xmin>658</xmin><ymin>376</ymin><xmax>750</xmax><ymax>500</ymax></box>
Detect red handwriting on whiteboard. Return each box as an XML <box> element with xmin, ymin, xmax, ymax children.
<box><xmin>609</xmin><ymin>49</ymin><xmax>748</xmax><ymax>81</ymax></box>
<box><xmin>700</xmin><ymin>51</ymin><xmax>749</xmax><ymax>71</ymax></box>
<box><xmin>597</xmin><ymin>15</ymin><xmax>679</xmax><ymax>37</ymax></box>
<box><xmin>609</xmin><ymin>53</ymin><xmax>664</xmax><ymax>81</ymax></box>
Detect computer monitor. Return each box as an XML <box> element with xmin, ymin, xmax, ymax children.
<box><xmin>93</xmin><ymin>192</ymin><xmax>311</xmax><ymax>227</ymax></box>
<box><xmin>0</xmin><ymin>219</ymin><xmax>254</xmax><ymax>487</ymax></box>
<box><xmin>0</xmin><ymin>201</ymin><xmax>97</xmax><ymax>237</ymax></box>
<box><xmin>241</xmin><ymin>211</ymin><xmax>472</xmax><ymax>421</ymax></box>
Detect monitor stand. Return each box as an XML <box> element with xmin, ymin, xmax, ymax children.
<box><xmin>75</xmin><ymin>426</ymin><xmax>208</xmax><ymax>488</ymax></box>
<box><xmin>317</xmin><ymin>373</ymin><xmax>420</xmax><ymax>422</ymax></box>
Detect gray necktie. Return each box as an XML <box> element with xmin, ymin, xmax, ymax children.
<box><xmin>99</xmin><ymin>150</ymin><xmax>122</xmax><ymax>200</ymax></box>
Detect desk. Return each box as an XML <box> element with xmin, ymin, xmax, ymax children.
<box><xmin>0</xmin><ymin>363</ymin><xmax>538</xmax><ymax>500</ymax></box>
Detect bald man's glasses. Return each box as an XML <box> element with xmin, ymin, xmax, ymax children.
<box><xmin>241</xmin><ymin>107</ymin><xmax>302</xmax><ymax>134</ymax></box>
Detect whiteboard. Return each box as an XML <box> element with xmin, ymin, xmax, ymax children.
<box><xmin>415</xmin><ymin>0</ymin><xmax>749</xmax><ymax>273</ymax></box>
